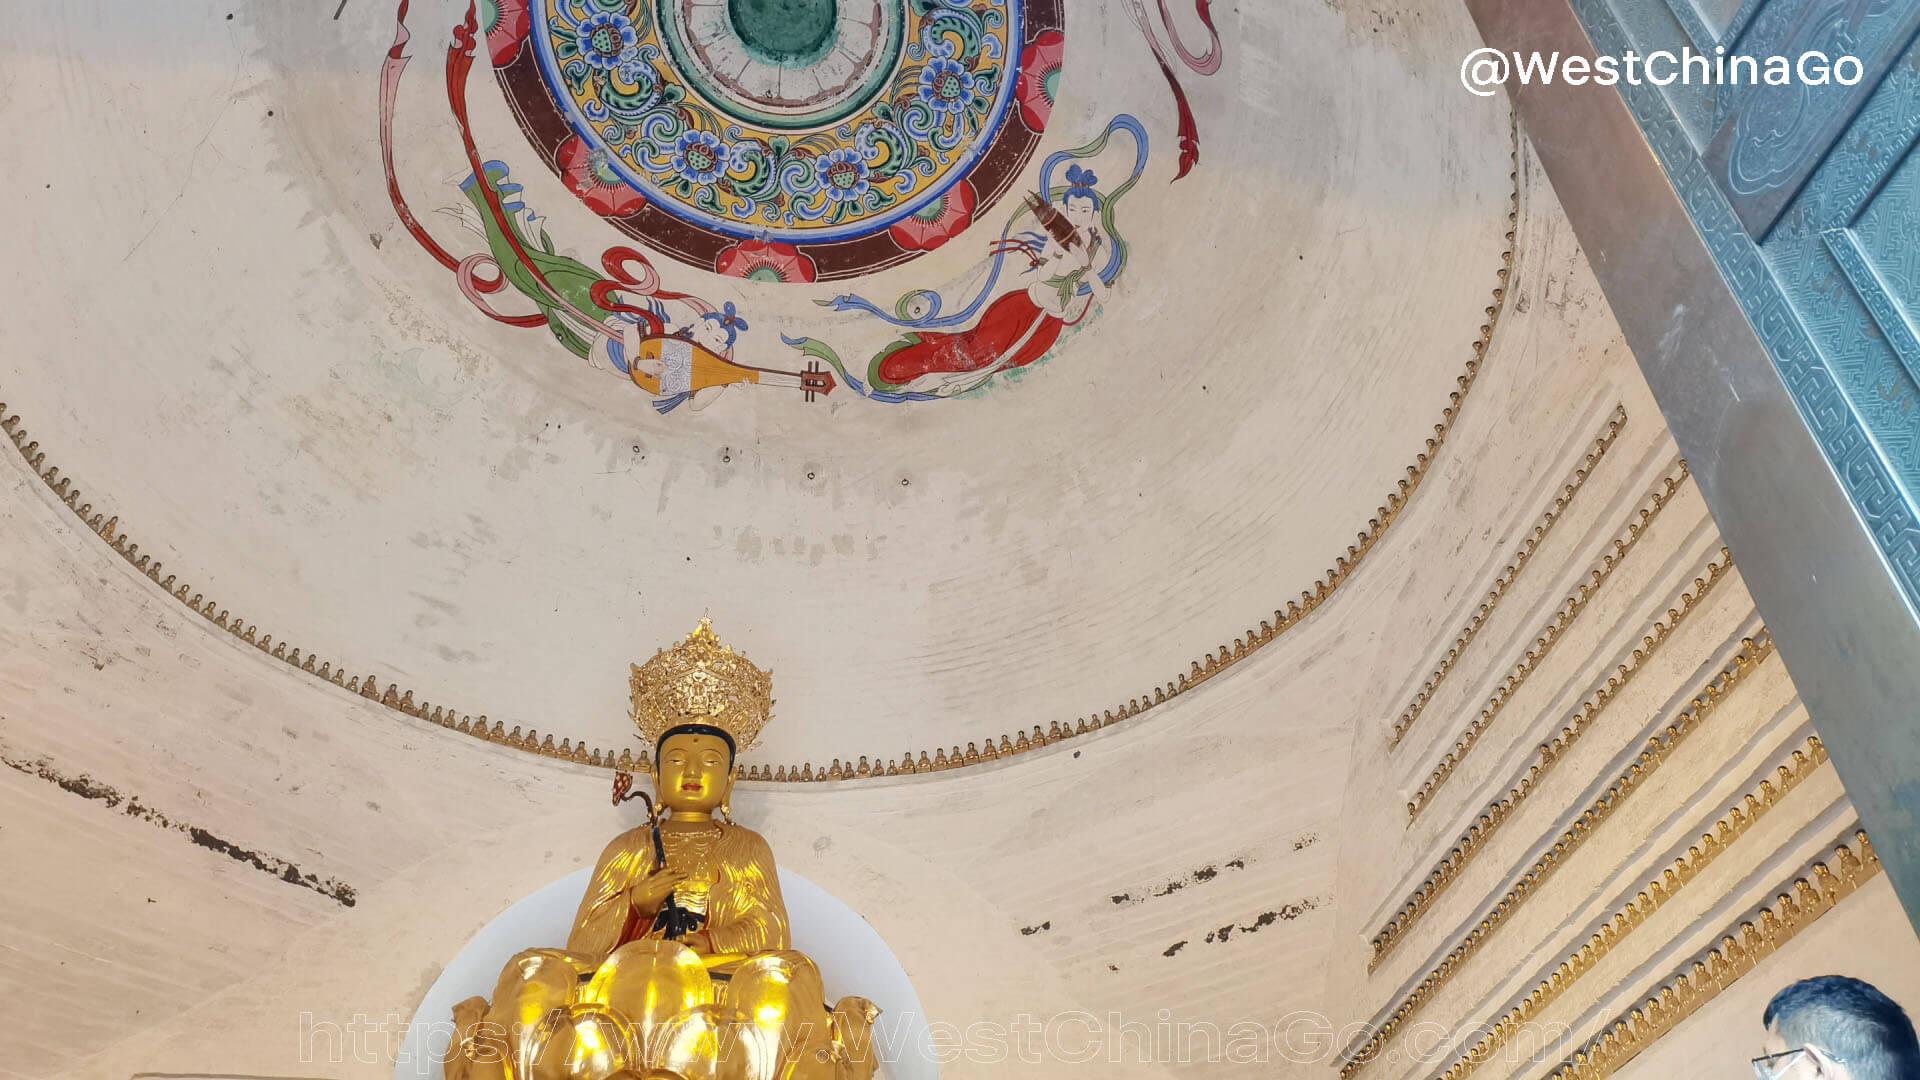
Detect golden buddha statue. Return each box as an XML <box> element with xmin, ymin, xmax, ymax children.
<box><xmin>445</xmin><ymin>620</ymin><xmax>881</xmax><ymax>1080</ymax></box>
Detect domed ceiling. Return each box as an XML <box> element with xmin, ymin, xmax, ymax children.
<box><xmin>5</xmin><ymin>0</ymin><xmax>1512</xmax><ymax>766</ymax></box>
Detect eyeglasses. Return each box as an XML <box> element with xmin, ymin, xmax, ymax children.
<box><xmin>1752</xmin><ymin>1045</ymin><xmax>1845</xmax><ymax>1079</ymax></box>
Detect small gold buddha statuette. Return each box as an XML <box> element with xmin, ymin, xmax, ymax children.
<box><xmin>445</xmin><ymin>620</ymin><xmax>881</xmax><ymax>1080</ymax></box>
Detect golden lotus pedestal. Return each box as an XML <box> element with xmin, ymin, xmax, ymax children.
<box><xmin>446</xmin><ymin>939</ymin><xmax>880</xmax><ymax>1080</ymax></box>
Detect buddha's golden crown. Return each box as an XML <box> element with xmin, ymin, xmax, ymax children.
<box><xmin>629</xmin><ymin>618</ymin><xmax>773</xmax><ymax>751</ymax></box>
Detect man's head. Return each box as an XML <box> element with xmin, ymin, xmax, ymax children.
<box><xmin>1757</xmin><ymin>976</ymin><xmax>1920</xmax><ymax>1080</ymax></box>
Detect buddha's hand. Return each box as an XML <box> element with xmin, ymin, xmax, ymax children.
<box><xmin>626</xmin><ymin>866</ymin><xmax>689</xmax><ymax>910</ymax></box>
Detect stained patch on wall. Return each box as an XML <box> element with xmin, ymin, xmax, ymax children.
<box><xmin>1166</xmin><ymin>896</ymin><xmax>1324</xmax><ymax>956</ymax></box>
<box><xmin>1109</xmin><ymin>853</ymin><xmax>1252</xmax><ymax>905</ymax></box>
<box><xmin>0</xmin><ymin>750</ymin><xmax>358</xmax><ymax>907</ymax></box>
<box><xmin>1019</xmin><ymin>921</ymin><xmax>1053</xmax><ymax>936</ymax></box>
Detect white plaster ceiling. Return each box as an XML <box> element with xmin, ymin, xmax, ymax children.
<box><xmin>2</xmin><ymin>59</ymin><xmax>1689</xmax><ymax>1076</ymax></box>
<box><xmin>1</xmin><ymin>0</ymin><xmax>1511</xmax><ymax>766</ymax></box>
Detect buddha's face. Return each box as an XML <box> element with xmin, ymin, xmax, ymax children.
<box><xmin>654</xmin><ymin>731</ymin><xmax>733</xmax><ymax>814</ymax></box>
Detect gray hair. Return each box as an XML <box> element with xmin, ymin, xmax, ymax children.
<box><xmin>1765</xmin><ymin>976</ymin><xmax>1920</xmax><ymax>1080</ymax></box>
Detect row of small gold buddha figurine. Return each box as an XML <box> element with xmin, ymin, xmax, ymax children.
<box><xmin>4</xmin><ymin>390</ymin><xmax>1435</xmax><ymax>785</ymax></box>
<box><xmin>11</xmin><ymin>396</ymin><xmax>1247</xmax><ymax>784</ymax></box>
<box><xmin>427</xmin><ymin>709</ymin><xmax>1119</xmax><ymax>781</ymax></box>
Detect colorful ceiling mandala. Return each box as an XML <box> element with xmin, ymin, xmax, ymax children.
<box><xmin>484</xmin><ymin>0</ymin><xmax>1065</xmax><ymax>280</ymax></box>
<box><xmin>381</xmin><ymin>0</ymin><xmax>1221</xmax><ymax>414</ymax></box>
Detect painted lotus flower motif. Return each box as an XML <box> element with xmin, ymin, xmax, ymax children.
<box><xmin>482</xmin><ymin>0</ymin><xmax>531</xmax><ymax>66</ymax></box>
<box><xmin>889</xmin><ymin>179</ymin><xmax>975</xmax><ymax>251</ymax></box>
<box><xmin>716</xmin><ymin>239</ymin><xmax>819</xmax><ymax>284</ymax></box>
<box><xmin>818</xmin><ymin>147</ymin><xmax>872</xmax><ymax>205</ymax></box>
<box><xmin>577</xmin><ymin>12</ymin><xmax>638</xmax><ymax>71</ymax></box>
<box><xmin>1017</xmin><ymin>30</ymin><xmax>1065</xmax><ymax>132</ymax></box>
<box><xmin>671</xmin><ymin>129</ymin><xmax>730</xmax><ymax>186</ymax></box>
<box><xmin>918</xmin><ymin>54</ymin><xmax>979</xmax><ymax>116</ymax></box>
<box><xmin>558</xmin><ymin>134</ymin><xmax>646</xmax><ymax>217</ymax></box>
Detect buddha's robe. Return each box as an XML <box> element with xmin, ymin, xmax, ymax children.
<box><xmin>569</xmin><ymin>823</ymin><xmax>789</xmax><ymax>962</ymax></box>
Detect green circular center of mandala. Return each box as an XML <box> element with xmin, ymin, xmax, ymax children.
<box><xmin>727</xmin><ymin>0</ymin><xmax>839</xmax><ymax>67</ymax></box>
<box><xmin>655</xmin><ymin>0</ymin><xmax>907</xmax><ymax>132</ymax></box>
